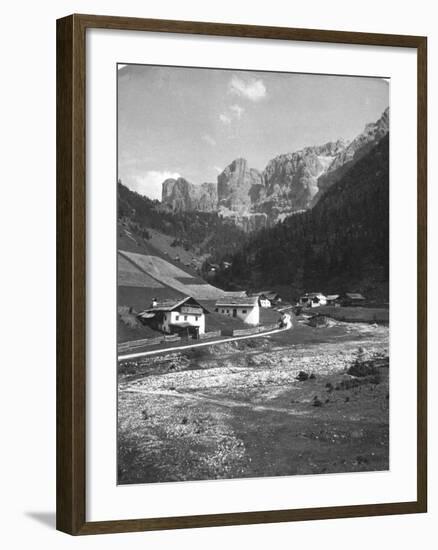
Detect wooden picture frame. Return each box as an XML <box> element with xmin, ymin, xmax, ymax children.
<box><xmin>57</xmin><ymin>13</ymin><xmax>427</xmax><ymax>535</ymax></box>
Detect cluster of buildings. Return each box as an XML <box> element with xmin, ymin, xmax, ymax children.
<box><xmin>298</xmin><ymin>292</ymin><xmax>366</xmax><ymax>308</ymax></box>
<box><xmin>135</xmin><ymin>287</ymin><xmax>366</xmax><ymax>338</ymax></box>
<box><xmin>136</xmin><ymin>289</ymin><xmax>290</xmax><ymax>337</ymax></box>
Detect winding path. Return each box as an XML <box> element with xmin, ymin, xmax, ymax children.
<box><xmin>118</xmin><ymin>325</ymin><xmax>290</xmax><ymax>361</ymax></box>
<box><xmin>122</xmin><ymin>387</ymin><xmax>309</xmax><ymax>416</ymax></box>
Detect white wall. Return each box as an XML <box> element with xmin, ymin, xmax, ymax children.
<box><xmin>168</xmin><ymin>310</ymin><xmax>205</xmax><ymax>334</ymax></box>
<box><xmin>0</xmin><ymin>1</ymin><xmax>436</xmax><ymax>549</ymax></box>
<box><xmin>217</xmin><ymin>305</ymin><xmax>260</xmax><ymax>325</ymax></box>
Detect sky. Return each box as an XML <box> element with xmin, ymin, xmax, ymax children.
<box><xmin>118</xmin><ymin>64</ymin><xmax>389</xmax><ymax>201</ymax></box>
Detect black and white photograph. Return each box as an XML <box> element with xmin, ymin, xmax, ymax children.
<box><xmin>117</xmin><ymin>64</ymin><xmax>390</xmax><ymax>485</ymax></box>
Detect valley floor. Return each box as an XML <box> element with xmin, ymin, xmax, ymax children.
<box><xmin>117</xmin><ymin>319</ymin><xmax>389</xmax><ymax>484</ymax></box>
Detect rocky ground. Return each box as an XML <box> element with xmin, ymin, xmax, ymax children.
<box><xmin>117</xmin><ymin>319</ymin><xmax>389</xmax><ymax>484</ymax></box>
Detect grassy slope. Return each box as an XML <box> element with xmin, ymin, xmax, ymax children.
<box><xmin>118</xmin><ymin>222</ymin><xmax>206</xmax><ymax>281</ymax></box>
<box><xmin>118</xmin><ymin>222</ymin><xmax>264</xmax><ymax>341</ymax></box>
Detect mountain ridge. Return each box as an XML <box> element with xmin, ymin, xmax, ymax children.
<box><xmin>211</xmin><ymin>133</ymin><xmax>390</xmax><ymax>300</ymax></box>
<box><xmin>161</xmin><ymin>108</ymin><xmax>389</xmax><ymax>230</ymax></box>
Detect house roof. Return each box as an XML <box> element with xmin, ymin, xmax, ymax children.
<box><xmin>137</xmin><ymin>311</ymin><xmax>156</xmax><ymax>319</ymax></box>
<box><xmin>302</xmin><ymin>292</ymin><xmax>326</xmax><ymax>298</ymax></box>
<box><xmin>326</xmin><ymin>294</ymin><xmax>340</xmax><ymax>300</ymax></box>
<box><xmin>345</xmin><ymin>293</ymin><xmax>366</xmax><ymax>300</ymax></box>
<box><xmin>224</xmin><ymin>290</ymin><xmax>247</xmax><ymax>298</ymax></box>
<box><xmin>141</xmin><ymin>296</ymin><xmax>209</xmax><ymax>314</ymax></box>
<box><xmin>215</xmin><ymin>295</ymin><xmax>259</xmax><ymax>307</ymax></box>
<box><xmin>251</xmin><ymin>290</ymin><xmax>279</xmax><ymax>299</ymax></box>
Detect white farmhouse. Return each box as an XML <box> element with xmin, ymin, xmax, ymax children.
<box><xmin>214</xmin><ymin>295</ymin><xmax>260</xmax><ymax>325</ymax></box>
<box><xmin>258</xmin><ymin>296</ymin><xmax>271</xmax><ymax>308</ymax></box>
<box><xmin>250</xmin><ymin>290</ymin><xmax>282</xmax><ymax>308</ymax></box>
<box><xmin>138</xmin><ymin>296</ymin><xmax>209</xmax><ymax>337</ymax></box>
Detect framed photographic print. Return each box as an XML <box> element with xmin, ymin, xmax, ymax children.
<box><xmin>56</xmin><ymin>14</ymin><xmax>427</xmax><ymax>535</ymax></box>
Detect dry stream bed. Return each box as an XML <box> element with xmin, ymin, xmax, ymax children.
<box><xmin>118</xmin><ymin>320</ymin><xmax>389</xmax><ymax>484</ymax></box>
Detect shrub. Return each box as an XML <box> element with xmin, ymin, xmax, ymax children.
<box><xmin>337</xmin><ymin>378</ymin><xmax>361</xmax><ymax>391</ymax></box>
<box><xmin>245</xmin><ymin>338</ymin><xmax>259</xmax><ymax>349</ymax></box>
<box><xmin>296</xmin><ymin>371</ymin><xmax>309</xmax><ymax>382</ymax></box>
<box><xmin>347</xmin><ymin>361</ymin><xmax>379</xmax><ymax>377</ymax></box>
<box><xmin>118</xmin><ymin>306</ymin><xmax>139</xmax><ymax>329</ymax></box>
<box><xmin>308</xmin><ymin>315</ymin><xmax>330</xmax><ymax>328</ymax></box>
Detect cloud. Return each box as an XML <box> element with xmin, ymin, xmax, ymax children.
<box><xmin>219</xmin><ymin>104</ymin><xmax>245</xmax><ymax>127</ymax></box>
<box><xmin>228</xmin><ymin>75</ymin><xmax>267</xmax><ymax>101</ymax></box>
<box><xmin>229</xmin><ymin>104</ymin><xmax>244</xmax><ymax>119</ymax></box>
<box><xmin>125</xmin><ymin>170</ymin><xmax>180</xmax><ymax>201</ymax></box>
<box><xmin>219</xmin><ymin>113</ymin><xmax>232</xmax><ymax>125</ymax></box>
<box><xmin>202</xmin><ymin>133</ymin><xmax>216</xmax><ymax>146</ymax></box>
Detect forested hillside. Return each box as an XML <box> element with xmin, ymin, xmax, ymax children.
<box><xmin>118</xmin><ymin>182</ymin><xmax>247</xmax><ymax>258</ymax></box>
<box><xmin>213</xmin><ymin>135</ymin><xmax>389</xmax><ymax>301</ymax></box>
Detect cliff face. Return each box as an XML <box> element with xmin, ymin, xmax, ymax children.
<box><xmin>260</xmin><ymin>140</ymin><xmax>347</xmax><ymax>218</ymax></box>
<box><xmin>217</xmin><ymin>158</ymin><xmax>264</xmax><ymax>212</ymax></box>
<box><xmin>162</xmin><ymin>178</ymin><xmax>217</xmax><ymax>212</ymax></box>
<box><xmin>196</xmin><ymin>182</ymin><xmax>218</xmax><ymax>211</ymax></box>
<box><xmin>312</xmin><ymin>107</ymin><xmax>389</xmax><ymax>204</ymax></box>
<box><xmin>160</xmin><ymin>108</ymin><xmax>389</xmax><ymax>229</ymax></box>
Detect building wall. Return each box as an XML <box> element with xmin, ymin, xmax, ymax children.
<box><xmin>217</xmin><ymin>305</ymin><xmax>260</xmax><ymax>325</ymax></box>
<box><xmin>161</xmin><ymin>310</ymin><xmax>205</xmax><ymax>334</ymax></box>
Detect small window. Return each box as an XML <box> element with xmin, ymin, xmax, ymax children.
<box><xmin>195</xmin><ymin>316</ymin><xmax>199</xmax><ymax>321</ymax></box>
<box><xmin>242</xmin><ymin>309</ymin><xmax>247</xmax><ymax>314</ymax></box>
<box><xmin>215</xmin><ymin>308</ymin><xmax>218</xmax><ymax>312</ymax></box>
<box><xmin>222</xmin><ymin>309</ymin><xmax>224</xmax><ymax>313</ymax></box>
<box><xmin>175</xmin><ymin>315</ymin><xmax>179</xmax><ymax>321</ymax></box>
<box><xmin>184</xmin><ymin>315</ymin><xmax>187</xmax><ymax>321</ymax></box>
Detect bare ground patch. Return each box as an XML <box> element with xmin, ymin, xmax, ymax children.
<box><xmin>118</xmin><ymin>323</ymin><xmax>389</xmax><ymax>483</ymax></box>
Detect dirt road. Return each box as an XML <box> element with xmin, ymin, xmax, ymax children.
<box><xmin>118</xmin><ymin>325</ymin><xmax>290</xmax><ymax>361</ymax></box>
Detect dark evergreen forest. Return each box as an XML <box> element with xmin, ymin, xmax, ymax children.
<box><xmin>118</xmin><ymin>182</ymin><xmax>248</xmax><ymax>258</ymax></box>
<box><xmin>212</xmin><ymin>135</ymin><xmax>389</xmax><ymax>300</ymax></box>
<box><xmin>118</xmin><ymin>134</ymin><xmax>389</xmax><ymax>301</ymax></box>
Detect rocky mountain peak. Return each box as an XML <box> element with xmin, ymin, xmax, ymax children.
<box><xmin>217</xmin><ymin>158</ymin><xmax>264</xmax><ymax>212</ymax></box>
<box><xmin>260</xmin><ymin>140</ymin><xmax>347</xmax><ymax>216</ymax></box>
<box><xmin>160</xmin><ymin>108</ymin><xmax>389</xmax><ymax>228</ymax></box>
<box><xmin>162</xmin><ymin>177</ymin><xmax>217</xmax><ymax>212</ymax></box>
